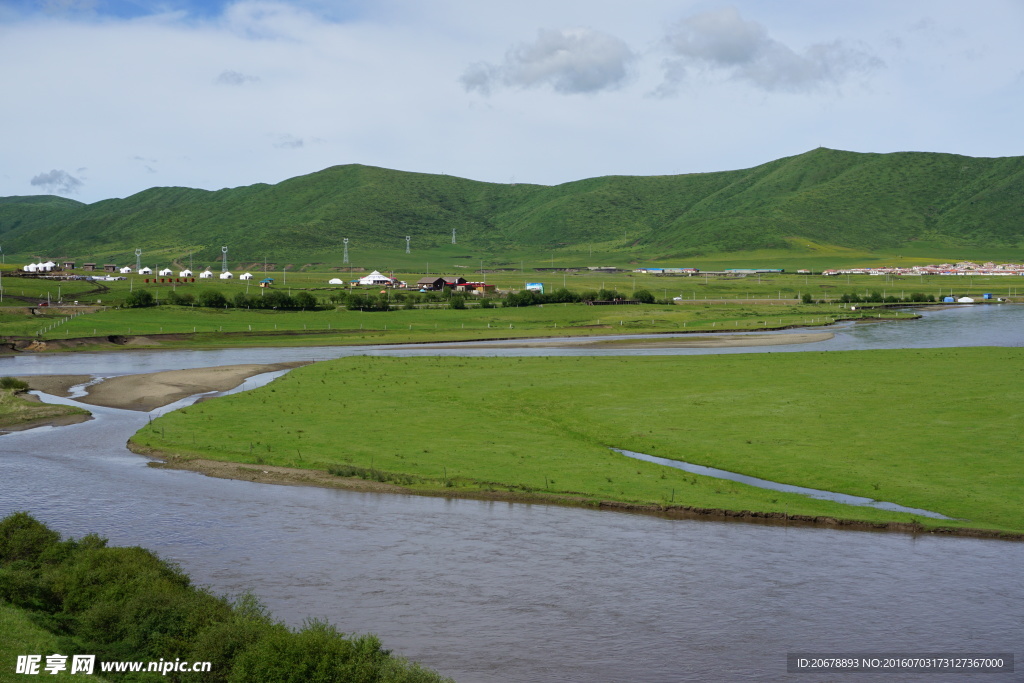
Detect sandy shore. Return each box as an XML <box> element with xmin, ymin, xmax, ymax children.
<box><xmin>415</xmin><ymin>331</ymin><xmax>834</xmax><ymax>350</ymax></box>
<box><xmin>19</xmin><ymin>362</ymin><xmax>309</xmax><ymax>412</ymax></box>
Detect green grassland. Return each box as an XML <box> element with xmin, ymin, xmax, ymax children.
<box><xmin>3</xmin><ymin>149</ymin><xmax>1024</xmax><ymax>267</ymax></box>
<box><xmin>3</xmin><ymin>298</ymin><xmax>915</xmax><ymax>348</ymax></box>
<box><xmin>132</xmin><ymin>349</ymin><xmax>1024</xmax><ymax>535</ymax></box>
<box><xmin>4</xmin><ymin>266</ymin><xmax>1015</xmax><ymax>348</ymax></box>
<box><xmin>0</xmin><ymin>389</ymin><xmax>89</xmax><ymax>430</ymax></box>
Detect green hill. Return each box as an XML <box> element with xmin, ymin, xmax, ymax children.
<box><xmin>3</xmin><ymin>148</ymin><xmax>1023</xmax><ymax>264</ymax></box>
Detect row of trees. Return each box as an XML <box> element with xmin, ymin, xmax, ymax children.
<box><xmin>503</xmin><ymin>287</ymin><xmax>657</xmax><ymax>307</ymax></box>
<box><xmin>124</xmin><ymin>289</ymin><xmax>320</xmax><ymax>310</ymax></box>
<box><xmin>804</xmin><ymin>291</ymin><xmax>938</xmax><ymax>304</ymax></box>
<box><xmin>0</xmin><ymin>513</ymin><xmax>451</xmax><ymax>682</ymax></box>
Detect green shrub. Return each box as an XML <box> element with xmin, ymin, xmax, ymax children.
<box><xmin>124</xmin><ymin>289</ymin><xmax>156</xmax><ymax>308</ymax></box>
<box><xmin>0</xmin><ymin>377</ymin><xmax>29</xmax><ymax>392</ymax></box>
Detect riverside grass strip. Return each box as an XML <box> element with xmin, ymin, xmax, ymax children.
<box><xmin>133</xmin><ymin>348</ymin><xmax>1024</xmax><ymax>534</ymax></box>
<box><xmin>4</xmin><ymin>300</ymin><xmax>913</xmax><ymax>346</ymax></box>
<box><xmin>0</xmin><ymin>388</ymin><xmax>89</xmax><ymax>430</ymax></box>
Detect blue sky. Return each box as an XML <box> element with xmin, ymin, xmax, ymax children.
<box><xmin>3</xmin><ymin>0</ymin><xmax>1023</xmax><ymax>202</ymax></box>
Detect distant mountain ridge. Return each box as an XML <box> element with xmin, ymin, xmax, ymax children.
<box><xmin>2</xmin><ymin>148</ymin><xmax>1023</xmax><ymax>261</ymax></box>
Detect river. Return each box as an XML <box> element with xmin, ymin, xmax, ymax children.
<box><xmin>2</xmin><ymin>305</ymin><xmax>1022</xmax><ymax>682</ymax></box>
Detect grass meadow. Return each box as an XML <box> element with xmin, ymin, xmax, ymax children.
<box><xmin>0</xmin><ymin>389</ymin><xmax>88</xmax><ymax>430</ymax></box>
<box><xmin>133</xmin><ymin>348</ymin><xmax>1024</xmax><ymax>534</ymax></box>
<box><xmin>7</xmin><ymin>301</ymin><xmax>912</xmax><ymax>346</ymax></box>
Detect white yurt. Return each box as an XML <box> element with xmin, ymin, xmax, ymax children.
<box><xmin>158</xmin><ymin>268</ymin><xmax>173</xmax><ymax>276</ymax></box>
<box><xmin>240</xmin><ymin>272</ymin><xmax>253</xmax><ymax>280</ymax></box>
<box><xmin>328</xmin><ymin>278</ymin><xmax>344</xmax><ymax>285</ymax></box>
<box><xmin>219</xmin><ymin>271</ymin><xmax>233</xmax><ymax>279</ymax></box>
<box><xmin>199</xmin><ymin>270</ymin><xmax>214</xmax><ymax>279</ymax></box>
<box><xmin>139</xmin><ymin>266</ymin><xmax>153</xmax><ymax>275</ymax></box>
<box><xmin>23</xmin><ymin>263</ymin><xmax>38</xmax><ymax>272</ymax></box>
<box><xmin>120</xmin><ymin>266</ymin><xmax>133</xmax><ymax>274</ymax></box>
<box><xmin>357</xmin><ymin>270</ymin><xmax>394</xmax><ymax>286</ymax></box>
<box><xmin>179</xmin><ymin>269</ymin><xmax>193</xmax><ymax>277</ymax></box>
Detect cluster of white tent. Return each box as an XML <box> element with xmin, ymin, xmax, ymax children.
<box><xmin>22</xmin><ymin>261</ymin><xmax>57</xmax><ymax>272</ymax></box>
<box><xmin>24</xmin><ymin>262</ymin><xmax>256</xmax><ymax>282</ymax></box>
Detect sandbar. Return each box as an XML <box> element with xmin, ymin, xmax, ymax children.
<box><xmin>19</xmin><ymin>362</ymin><xmax>309</xmax><ymax>412</ymax></box>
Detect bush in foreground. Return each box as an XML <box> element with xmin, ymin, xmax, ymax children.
<box><xmin>0</xmin><ymin>513</ymin><xmax>451</xmax><ymax>683</ymax></box>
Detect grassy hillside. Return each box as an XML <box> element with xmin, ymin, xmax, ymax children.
<box><xmin>3</xmin><ymin>148</ymin><xmax>1024</xmax><ymax>265</ymax></box>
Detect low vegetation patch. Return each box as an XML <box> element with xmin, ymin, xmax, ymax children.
<box><xmin>0</xmin><ymin>380</ymin><xmax>89</xmax><ymax>430</ymax></box>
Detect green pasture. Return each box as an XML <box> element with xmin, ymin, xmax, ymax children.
<box><xmin>4</xmin><ymin>300</ymin><xmax>914</xmax><ymax>346</ymax></box>
<box><xmin>0</xmin><ymin>388</ymin><xmax>88</xmax><ymax>430</ymax></box>
<box><xmin>134</xmin><ymin>348</ymin><xmax>1024</xmax><ymax>534</ymax></box>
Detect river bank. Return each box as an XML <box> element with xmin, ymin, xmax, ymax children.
<box><xmin>131</xmin><ymin>444</ymin><xmax>1024</xmax><ymax>542</ymax></box>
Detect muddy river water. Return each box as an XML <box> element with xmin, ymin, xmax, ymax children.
<box><xmin>2</xmin><ymin>305</ymin><xmax>1022</xmax><ymax>682</ymax></box>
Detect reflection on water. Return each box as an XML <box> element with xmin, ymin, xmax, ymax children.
<box><xmin>1</xmin><ymin>304</ymin><xmax>1021</xmax><ymax>681</ymax></box>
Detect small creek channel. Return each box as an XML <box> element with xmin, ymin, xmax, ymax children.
<box><xmin>613</xmin><ymin>449</ymin><xmax>957</xmax><ymax>519</ymax></box>
<box><xmin>2</xmin><ymin>304</ymin><xmax>1022</xmax><ymax>682</ymax></box>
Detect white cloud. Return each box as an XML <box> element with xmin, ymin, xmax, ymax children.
<box><xmin>215</xmin><ymin>70</ymin><xmax>261</xmax><ymax>85</ymax></box>
<box><xmin>30</xmin><ymin>169</ymin><xmax>84</xmax><ymax>194</ymax></box>
<box><xmin>462</xmin><ymin>27</ymin><xmax>635</xmax><ymax>95</ymax></box>
<box><xmin>660</xmin><ymin>7</ymin><xmax>882</xmax><ymax>93</ymax></box>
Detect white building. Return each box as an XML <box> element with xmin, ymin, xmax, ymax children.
<box><xmin>328</xmin><ymin>278</ymin><xmax>345</xmax><ymax>285</ymax></box>
<box><xmin>179</xmin><ymin>269</ymin><xmax>193</xmax><ymax>277</ymax></box>
<box><xmin>219</xmin><ymin>271</ymin><xmax>233</xmax><ymax>279</ymax></box>
<box><xmin>357</xmin><ymin>270</ymin><xmax>394</xmax><ymax>286</ymax></box>
<box><xmin>158</xmin><ymin>268</ymin><xmax>173</xmax><ymax>276</ymax></box>
<box><xmin>240</xmin><ymin>272</ymin><xmax>253</xmax><ymax>280</ymax></box>
<box><xmin>120</xmin><ymin>266</ymin><xmax>134</xmax><ymax>274</ymax></box>
<box><xmin>199</xmin><ymin>270</ymin><xmax>214</xmax><ymax>279</ymax></box>
<box><xmin>139</xmin><ymin>266</ymin><xmax>153</xmax><ymax>275</ymax></box>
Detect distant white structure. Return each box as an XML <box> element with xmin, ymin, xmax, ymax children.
<box><xmin>240</xmin><ymin>272</ymin><xmax>253</xmax><ymax>280</ymax></box>
<box><xmin>139</xmin><ymin>266</ymin><xmax>153</xmax><ymax>275</ymax></box>
<box><xmin>39</xmin><ymin>261</ymin><xmax>55</xmax><ymax>272</ymax></box>
<box><xmin>219</xmin><ymin>271</ymin><xmax>233</xmax><ymax>279</ymax></box>
<box><xmin>179</xmin><ymin>269</ymin><xmax>193</xmax><ymax>277</ymax></box>
<box><xmin>158</xmin><ymin>268</ymin><xmax>173</xmax><ymax>276</ymax></box>
<box><xmin>23</xmin><ymin>263</ymin><xmax>38</xmax><ymax>272</ymax></box>
<box><xmin>199</xmin><ymin>269</ymin><xmax>214</xmax><ymax>279</ymax></box>
<box><xmin>328</xmin><ymin>278</ymin><xmax>345</xmax><ymax>285</ymax></box>
<box><xmin>957</xmin><ymin>297</ymin><xmax>976</xmax><ymax>303</ymax></box>
<box><xmin>120</xmin><ymin>266</ymin><xmax>133</xmax><ymax>274</ymax></box>
<box><xmin>357</xmin><ymin>270</ymin><xmax>394</xmax><ymax>286</ymax></box>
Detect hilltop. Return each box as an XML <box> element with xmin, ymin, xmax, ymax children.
<box><xmin>2</xmin><ymin>148</ymin><xmax>1023</xmax><ymax>264</ymax></box>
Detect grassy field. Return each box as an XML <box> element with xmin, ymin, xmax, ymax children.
<box><xmin>0</xmin><ymin>388</ymin><xmax>89</xmax><ymax>430</ymax></box>
<box><xmin>132</xmin><ymin>348</ymin><xmax>1024</xmax><ymax>535</ymax></box>
<box><xmin>6</xmin><ymin>265</ymin><xmax>1004</xmax><ymax>346</ymax></box>
<box><xmin>4</xmin><ymin>301</ymin><xmax>911</xmax><ymax>346</ymax></box>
